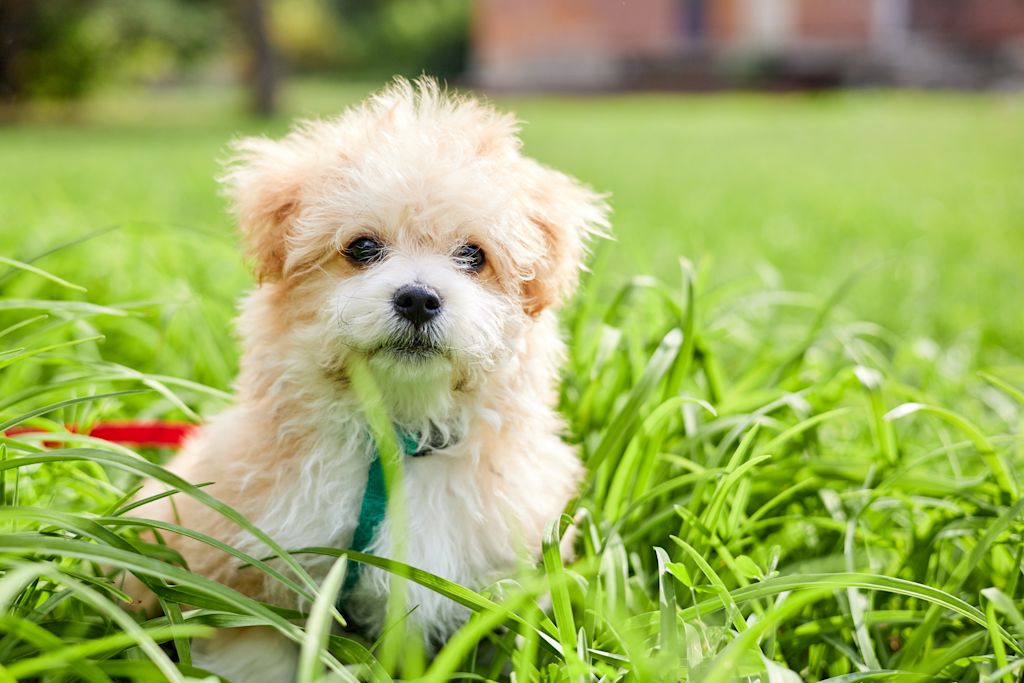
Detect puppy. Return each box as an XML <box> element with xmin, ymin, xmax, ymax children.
<box><xmin>130</xmin><ymin>77</ymin><xmax>608</xmax><ymax>680</ymax></box>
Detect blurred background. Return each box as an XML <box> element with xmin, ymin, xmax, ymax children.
<box><xmin>4</xmin><ymin>0</ymin><xmax>1024</xmax><ymax>114</ymax></box>
<box><xmin>1</xmin><ymin>0</ymin><xmax>1022</xmax><ymax>388</ymax></box>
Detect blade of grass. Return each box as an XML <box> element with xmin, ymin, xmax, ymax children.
<box><xmin>297</xmin><ymin>556</ymin><xmax>356</xmax><ymax>683</ymax></box>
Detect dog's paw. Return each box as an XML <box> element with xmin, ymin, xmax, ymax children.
<box><xmin>192</xmin><ymin>626</ymin><xmax>297</xmax><ymax>683</ymax></box>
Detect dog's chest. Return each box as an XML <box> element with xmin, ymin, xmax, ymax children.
<box><xmin>241</xmin><ymin>428</ymin><xmax>521</xmax><ymax>641</ymax></box>
<box><xmin>251</xmin><ymin>436</ymin><xmax>515</xmax><ymax>585</ymax></box>
<box><xmin>347</xmin><ymin>453</ymin><xmax>518</xmax><ymax>641</ymax></box>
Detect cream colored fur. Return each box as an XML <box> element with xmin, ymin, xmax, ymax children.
<box><xmin>129</xmin><ymin>78</ymin><xmax>609</xmax><ymax>680</ymax></box>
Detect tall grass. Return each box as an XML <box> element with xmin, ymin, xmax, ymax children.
<box><xmin>0</xmin><ymin>234</ymin><xmax>1021</xmax><ymax>681</ymax></box>
<box><xmin>2</xmin><ymin>88</ymin><xmax>1023</xmax><ymax>681</ymax></box>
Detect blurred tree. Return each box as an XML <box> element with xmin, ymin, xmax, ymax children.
<box><xmin>1</xmin><ymin>0</ymin><xmax>470</xmax><ymax>112</ymax></box>
<box><xmin>325</xmin><ymin>0</ymin><xmax>469</xmax><ymax>78</ymax></box>
<box><xmin>233</xmin><ymin>0</ymin><xmax>279</xmax><ymax>116</ymax></box>
<box><xmin>0</xmin><ymin>0</ymin><xmax>225</xmax><ymax>104</ymax></box>
<box><xmin>0</xmin><ymin>0</ymin><xmax>101</xmax><ymax>102</ymax></box>
<box><xmin>271</xmin><ymin>0</ymin><xmax>346</xmax><ymax>73</ymax></box>
<box><xmin>0</xmin><ymin>0</ymin><xmax>279</xmax><ymax>115</ymax></box>
<box><xmin>375</xmin><ymin>0</ymin><xmax>470</xmax><ymax>78</ymax></box>
<box><xmin>88</xmin><ymin>0</ymin><xmax>226</xmax><ymax>83</ymax></box>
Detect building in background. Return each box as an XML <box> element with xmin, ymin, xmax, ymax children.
<box><xmin>471</xmin><ymin>0</ymin><xmax>1024</xmax><ymax>90</ymax></box>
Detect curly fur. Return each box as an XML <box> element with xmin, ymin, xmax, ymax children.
<box><xmin>129</xmin><ymin>77</ymin><xmax>609</xmax><ymax>681</ymax></box>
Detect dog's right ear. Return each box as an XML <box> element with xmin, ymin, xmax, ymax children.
<box><xmin>220</xmin><ymin>136</ymin><xmax>310</xmax><ymax>282</ymax></box>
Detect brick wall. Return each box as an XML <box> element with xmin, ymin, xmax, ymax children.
<box><xmin>796</xmin><ymin>0</ymin><xmax>871</xmax><ymax>44</ymax></box>
<box><xmin>471</xmin><ymin>0</ymin><xmax>1024</xmax><ymax>89</ymax></box>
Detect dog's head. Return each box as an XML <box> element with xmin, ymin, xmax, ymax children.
<box><xmin>222</xmin><ymin>78</ymin><xmax>608</xmax><ymax>409</ymax></box>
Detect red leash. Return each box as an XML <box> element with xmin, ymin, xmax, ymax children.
<box><xmin>4</xmin><ymin>421</ymin><xmax>196</xmax><ymax>449</ymax></box>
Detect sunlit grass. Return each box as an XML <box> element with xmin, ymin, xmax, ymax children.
<box><xmin>0</xmin><ymin>85</ymin><xmax>1022</xmax><ymax>681</ymax></box>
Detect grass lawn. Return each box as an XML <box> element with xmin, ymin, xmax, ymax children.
<box><xmin>0</xmin><ymin>80</ymin><xmax>1022</xmax><ymax>681</ymax></box>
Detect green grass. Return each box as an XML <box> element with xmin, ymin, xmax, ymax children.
<box><xmin>1</xmin><ymin>80</ymin><xmax>1022</xmax><ymax>681</ymax></box>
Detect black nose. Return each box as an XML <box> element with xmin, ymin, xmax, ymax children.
<box><xmin>393</xmin><ymin>284</ymin><xmax>442</xmax><ymax>326</ymax></box>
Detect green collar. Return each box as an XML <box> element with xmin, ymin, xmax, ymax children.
<box><xmin>338</xmin><ymin>430</ymin><xmax>431</xmax><ymax>602</ymax></box>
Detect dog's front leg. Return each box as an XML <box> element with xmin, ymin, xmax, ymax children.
<box><xmin>192</xmin><ymin>626</ymin><xmax>298</xmax><ymax>682</ymax></box>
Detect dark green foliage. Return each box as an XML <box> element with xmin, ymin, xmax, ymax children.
<box><xmin>0</xmin><ymin>0</ymin><xmax>101</xmax><ymax>101</ymax></box>
<box><xmin>325</xmin><ymin>0</ymin><xmax>470</xmax><ymax>79</ymax></box>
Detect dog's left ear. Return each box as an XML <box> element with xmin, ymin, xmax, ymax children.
<box><xmin>521</xmin><ymin>165</ymin><xmax>610</xmax><ymax>317</ymax></box>
<box><xmin>220</xmin><ymin>136</ymin><xmax>314</xmax><ymax>282</ymax></box>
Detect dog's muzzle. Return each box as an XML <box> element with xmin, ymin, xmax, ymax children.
<box><xmin>393</xmin><ymin>284</ymin><xmax>442</xmax><ymax>327</ymax></box>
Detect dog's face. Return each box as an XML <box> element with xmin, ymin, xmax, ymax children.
<box><xmin>222</xmin><ymin>80</ymin><xmax>608</xmax><ymax>407</ymax></box>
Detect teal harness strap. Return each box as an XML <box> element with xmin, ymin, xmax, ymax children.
<box><xmin>341</xmin><ymin>455</ymin><xmax>386</xmax><ymax>595</ymax></box>
<box><xmin>337</xmin><ymin>431</ymin><xmax>428</xmax><ymax>604</ymax></box>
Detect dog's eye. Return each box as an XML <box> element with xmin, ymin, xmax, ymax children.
<box><xmin>344</xmin><ymin>237</ymin><xmax>385</xmax><ymax>264</ymax></box>
<box><xmin>454</xmin><ymin>244</ymin><xmax>485</xmax><ymax>272</ymax></box>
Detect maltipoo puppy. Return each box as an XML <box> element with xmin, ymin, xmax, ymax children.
<box><xmin>130</xmin><ymin>77</ymin><xmax>608</xmax><ymax>681</ymax></box>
